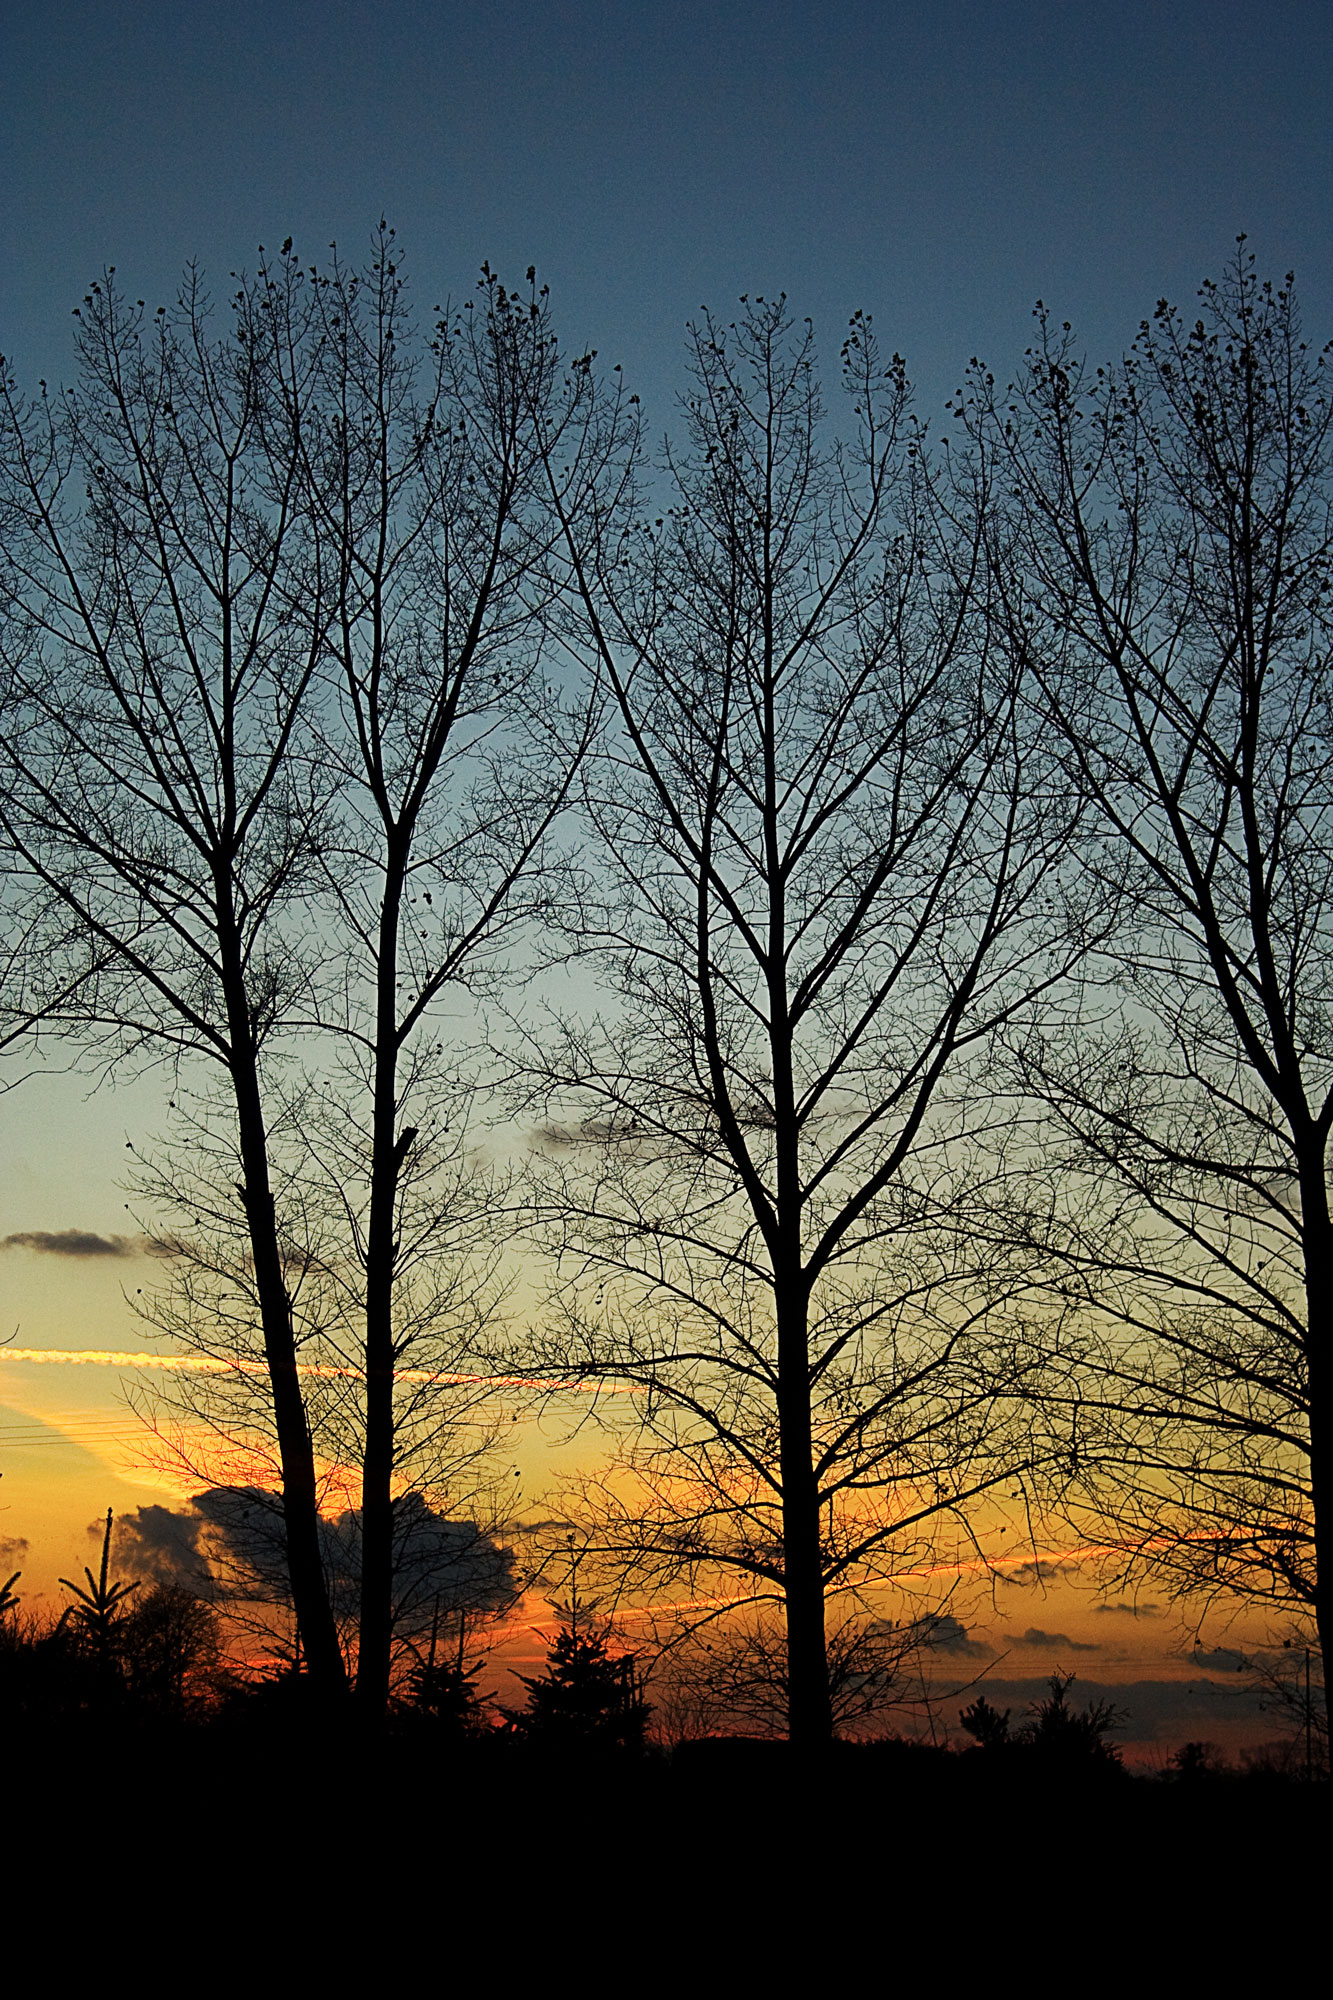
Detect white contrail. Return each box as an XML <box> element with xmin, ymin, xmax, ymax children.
<box><xmin>0</xmin><ymin>1346</ymin><xmax>640</xmax><ymax>1393</ymax></box>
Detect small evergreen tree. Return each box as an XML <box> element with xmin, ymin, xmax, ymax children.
<box><xmin>513</xmin><ymin>1628</ymin><xmax>651</xmax><ymax>1751</ymax></box>
<box><xmin>1020</xmin><ymin>1672</ymin><xmax>1124</xmax><ymax>1768</ymax></box>
<box><xmin>1167</xmin><ymin>1740</ymin><xmax>1228</xmax><ymax>1781</ymax></box>
<box><xmin>58</xmin><ymin>1510</ymin><xmax>138</xmax><ymax>1698</ymax></box>
<box><xmin>958</xmin><ymin>1695</ymin><xmax>1012</xmax><ymax>1750</ymax></box>
<box><xmin>960</xmin><ymin>1674</ymin><xmax>1125</xmax><ymax>1768</ymax></box>
<box><xmin>405</xmin><ymin>1657</ymin><xmax>488</xmax><ymax>1735</ymax></box>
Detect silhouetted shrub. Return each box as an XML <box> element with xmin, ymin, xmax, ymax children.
<box><xmin>118</xmin><ymin>1584</ymin><xmax>222</xmax><ymax>1718</ymax></box>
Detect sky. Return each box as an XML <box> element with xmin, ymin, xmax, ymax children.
<box><xmin>1</xmin><ymin>0</ymin><xmax>1328</xmax><ymax>1749</ymax></box>
<box><xmin>3</xmin><ymin>1</ymin><xmax>1329</xmax><ymax>416</ymax></box>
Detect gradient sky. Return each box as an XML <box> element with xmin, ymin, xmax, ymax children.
<box><xmin>2</xmin><ymin>0</ymin><xmax>1327</xmax><ymax>1739</ymax></box>
<box><xmin>4</xmin><ymin>1</ymin><xmax>1330</xmax><ymax>414</ymax></box>
<box><xmin>4</xmin><ymin>0</ymin><xmax>1329</xmax><ymax>1203</ymax></box>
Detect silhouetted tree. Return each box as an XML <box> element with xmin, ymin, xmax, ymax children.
<box><xmin>404</xmin><ymin>1653</ymin><xmax>489</xmax><ymax>1735</ymax></box>
<box><xmin>288</xmin><ymin>241</ymin><xmax>611</xmax><ymax>1716</ymax></box>
<box><xmin>58</xmin><ymin>1508</ymin><xmax>138</xmax><ymax>1701</ymax></box>
<box><xmin>958</xmin><ymin>1694</ymin><xmax>1012</xmax><ymax>1750</ymax></box>
<box><xmin>512</xmin><ymin>1627</ymin><xmax>650</xmax><ymax>1751</ymax></box>
<box><xmin>1021</xmin><ymin>1670</ymin><xmax>1124</xmax><ymax>1768</ymax></box>
<box><xmin>966</xmin><ymin>245</ymin><xmax>1333</xmax><ymax>1718</ymax></box>
<box><xmin>60</xmin><ymin>1512</ymin><xmax>137</xmax><ymax>1650</ymax></box>
<box><xmin>655</xmin><ymin>1602</ymin><xmax>967</xmax><ymax>1741</ymax></box>
<box><xmin>0</xmin><ymin>261</ymin><xmax>345</xmax><ymax>1690</ymax></box>
<box><xmin>117</xmin><ymin>1583</ymin><xmax>222</xmax><ymax>1717</ymax></box>
<box><xmin>524</xmin><ymin>295</ymin><xmax>1083</xmax><ymax>1747</ymax></box>
<box><xmin>99</xmin><ymin>239</ymin><xmax>622</xmax><ymax>1716</ymax></box>
<box><xmin>1168</xmin><ymin>1740</ymin><xmax>1229</xmax><ymax>1780</ymax></box>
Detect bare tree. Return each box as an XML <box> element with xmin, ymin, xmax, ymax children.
<box><xmin>966</xmin><ymin>245</ymin><xmax>1333</xmax><ymax>1709</ymax></box>
<box><xmin>522</xmin><ymin>297</ymin><xmax>1083</xmax><ymax>1747</ymax></box>
<box><xmin>0</xmin><ymin>258</ymin><xmax>347</xmax><ymax>1690</ymax></box>
<box><xmin>98</xmin><ymin>241</ymin><xmax>630</xmax><ymax>1712</ymax></box>
<box><xmin>288</xmin><ymin>240</ymin><xmax>619</xmax><ymax>1714</ymax></box>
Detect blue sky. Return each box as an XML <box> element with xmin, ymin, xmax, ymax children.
<box><xmin>4</xmin><ymin>0</ymin><xmax>1329</xmax><ymax>427</ymax></box>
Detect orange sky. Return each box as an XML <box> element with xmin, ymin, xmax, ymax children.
<box><xmin>0</xmin><ymin>1070</ymin><xmax>1288</xmax><ymax>1761</ymax></box>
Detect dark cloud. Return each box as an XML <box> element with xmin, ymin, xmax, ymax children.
<box><xmin>1</xmin><ymin>1228</ymin><xmax>139</xmax><ymax>1258</ymax></box>
<box><xmin>0</xmin><ymin>1534</ymin><xmax>29</xmax><ymax>1567</ymax></box>
<box><xmin>530</xmin><ymin>1118</ymin><xmax>633</xmax><ymax>1156</ymax></box>
<box><xmin>91</xmin><ymin>1492</ymin><xmax>517</xmax><ymax>1633</ymax></box>
<box><xmin>1190</xmin><ymin>1645</ymin><xmax>1250</xmax><ymax>1672</ymax></box>
<box><xmin>527</xmin><ymin>1115</ymin><xmax>678</xmax><ymax>1163</ymax></box>
<box><xmin>189</xmin><ymin>1488</ymin><xmax>289</xmax><ymax>1602</ymax></box>
<box><xmin>381</xmin><ymin>1492</ymin><xmax>517</xmax><ymax>1630</ymax></box>
<box><xmin>113</xmin><ymin>1503</ymin><xmax>212</xmax><ymax>1591</ymax></box>
<box><xmin>996</xmin><ymin>1561</ymin><xmax>1062</xmax><ymax>1589</ymax></box>
<box><xmin>191</xmin><ymin>1487</ymin><xmax>517</xmax><ymax>1633</ymax></box>
<box><xmin>1093</xmin><ymin>1598</ymin><xmax>1162</xmax><ymax>1617</ymax></box>
<box><xmin>1015</xmin><ymin>1627</ymin><xmax>1099</xmax><ymax>1653</ymax></box>
<box><xmin>917</xmin><ymin>1613</ymin><xmax>992</xmax><ymax>1659</ymax></box>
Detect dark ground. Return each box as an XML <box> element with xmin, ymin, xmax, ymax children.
<box><xmin>7</xmin><ymin>1719</ymin><xmax>1320</xmax><ymax>1980</ymax></box>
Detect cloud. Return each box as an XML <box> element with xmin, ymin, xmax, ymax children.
<box><xmin>113</xmin><ymin>1503</ymin><xmax>212</xmax><ymax>1590</ymax></box>
<box><xmin>1014</xmin><ymin>1627</ymin><xmax>1099</xmax><ymax>1653</ymax></box>
<box><xmin>527</xmin><ymin>1114</ymin><xmax>684</xmax><ymax>1163</ymax></box>
<box><xmin>996</xmin><ymin>1561</ymin><xmax>1061</xmax><ymax>1588</ymax></box>
<box><xmin>1</xmin><ymin>1229</ymin><xmax>140</xmax><ymax>1258</ymax></box>
<box><xmin>190</xmin><ymin>1487</ymin><xmax>287</xmax><ymax>1600</ymax></box>
<box><xmin>0</xmin><ymin>1534</ymin><xmax>29</xmax><ymax>1567</ymax></box>
<box><xmin>1093</xmin><ymin>1598</ymin><xmax>1161</xmax><ymax>1617</ymax></box>
<box><xmin>1190</xmin><ymin>1645</ymin><xmax>1250</xmax><ymax>1672</ymax></box>
<box><xmin>917</xmin><ymin>1613</ymin><xmax>992</xmax><ymax>1659</ymax></box>
<box><xmin>190</xmin><ymin>1487</ymin><xmax>517</xmax><ymax>1631</ymax></box>
<box><xmin>81</xmin><ymin>1491</ymin><xmax>519</xmax><ymax>1632</ymax></box>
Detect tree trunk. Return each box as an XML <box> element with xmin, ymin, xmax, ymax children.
<box><xmin>1299</xmin><ymin>1148</ymin><xmax>1333</xmax><ymax>1730</ymax></box>
<box><xmin>221</xmin><ymin>950</ymin><xmax>345</xmax><ymax>1697</ymax></box>
<box><xmin>777</xmin><ymin>1284</ymin><xmax>833</xmax><ymax>1749</ymax></box>
<box><xmin>357</xmin><ymin>859</ymin><xmax>407</xmax><ymax>1718</ymax></box>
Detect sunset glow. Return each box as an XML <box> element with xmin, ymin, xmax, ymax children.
<box><xmin>2</xmin><ymin>2</ymin><xmax>1326</xmax><ymax>1802</ymax></box>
